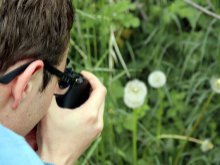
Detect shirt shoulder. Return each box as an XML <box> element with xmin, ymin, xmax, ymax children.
<box><xmin>0</xmin><ymin>124</ymin><xmax>45</xmax><ymax>165</ymax></box>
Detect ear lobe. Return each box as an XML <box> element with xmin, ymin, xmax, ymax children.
<box><xmin>11</xmin><ymin>60</ymin><xmax>44</xmax><ymax>110</ymax></box>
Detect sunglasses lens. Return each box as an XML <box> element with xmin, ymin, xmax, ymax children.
<box><xmin>58</xmin><ymin>80</ymin><xmax>70</xmax><ymax>89</ymax></box>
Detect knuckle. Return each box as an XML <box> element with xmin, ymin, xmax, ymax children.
<box><xmin>87</xmin><ymin>112</ymin><xmax>98</xmax><ymax>123</ymax></box>
<box><xmin>100</xmin><ymin>86</ymin><xmax>107</xmax><ymax>95</ymax></box>
<box><xmin>95</xmin><ymin>122</ymin><xmax>104</xmax><ymax>134</ymax></box>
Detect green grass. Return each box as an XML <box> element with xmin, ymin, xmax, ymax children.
<box><xmin>71</xmin><ymin>0</ymin><xmax>220</xmax><ymax>164</ymax></box>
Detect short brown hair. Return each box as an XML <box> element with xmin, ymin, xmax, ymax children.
<box><xmin>0</xmin><ymin>0</ymin><xmax>74</xmax><ymax>89</ymax></box>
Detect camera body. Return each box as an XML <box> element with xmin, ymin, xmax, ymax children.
<box><xmin>55</xmin><ymin>73</ymin><xmax>91</xmax><ymax>109</ymax></box>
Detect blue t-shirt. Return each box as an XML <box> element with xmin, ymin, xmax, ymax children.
<box><xmin>0</xmin><ymin>124</ymin><xmax>53</xmax><ymax>165</ymax></box>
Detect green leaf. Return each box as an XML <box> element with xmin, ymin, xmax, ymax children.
<box><xmin>135</xmin><ymin>104</ymin><xmax>150</xmax><ymax>119</ymax></box>
<box><xmin>169</xmin><ymin>0</ymin><xmax>200</xmax><ymax>29</ymax></box>
<box><xmin>109</xmin><ymin>80</ymin><xmax>124</xmax><ymax>99</ymax></box>
<box><xmin>138</xmin><ymin>159</ymin><xmax>147</xmax><ymax>165</ymax></box>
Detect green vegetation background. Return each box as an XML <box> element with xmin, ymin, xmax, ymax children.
<box><xmin>69</xmin><ymin>0</ymin><xmax>220</xmax><ymax>164</ymax></box>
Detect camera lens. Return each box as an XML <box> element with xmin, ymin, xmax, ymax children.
<box><xmin>75</xmin><ymin>77</ymin><xmax>84</xmax><ymax>84</ymax></box>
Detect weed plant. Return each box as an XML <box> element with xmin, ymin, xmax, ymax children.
<box><xmin>70</xmin><ymin>0</ymin><xmax>220</xmax><ymax>164</ymax></box>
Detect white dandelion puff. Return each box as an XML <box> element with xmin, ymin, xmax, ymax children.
<box><xmin>210</xmin><ymin>76</ymin><xmax>220</xmax><ymax>94</ymax></box>
<box><xmin>148</xmin><ymin>70</ymin><xmax>167</xmax><ymax>88</ymax></box>
<box><xmin>123</xmin><ymin>79</ymin><xmax>147</xmax><ymax>109</ymax></box>
<box><xmin>201</xmin><ymin>139</ymin><xmax>214</xmax><ymax>152</ymax></box>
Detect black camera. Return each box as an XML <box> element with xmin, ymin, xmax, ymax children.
<box><xmin>55</xmin><ymin>68</ymin><xmax>91</xmax><ymax>109</ymax></box>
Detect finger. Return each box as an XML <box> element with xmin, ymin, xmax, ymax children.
<box><xmin>81</xmin><ymin>71</ymin><xmax>107</xmax><ymax>111</ymax></box>
<box><xmin>96</xmin><ymin>102</ymin><xmax>105</xmax><ymax>137</ymax></box>
<box><xmin>98</xmin><ymin>102</ymin><xmax>105</xmax><ymax>122</ymax></box>
<box><xmin>81</xmin><ymin>86</ymin><xmax>106</xmax><ymax>116</ymax></box>
<box><xmin>81</xmin><ymin>71</ymin><xmax>104</xmax><ymax>91</ymax></box>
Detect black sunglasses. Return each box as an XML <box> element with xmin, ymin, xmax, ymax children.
<box><xmin>0</xmin><ymin>60</ymin><xmax>91</xmax><ymax>109</ymax></box>
<box><xmin>0</xmin><ymin>60</ymin><xmax>82</xmax><ymax>87</ymax></box>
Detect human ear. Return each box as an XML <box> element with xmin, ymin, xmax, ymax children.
<box><xmin>11</xmin><ymin>60</ymin><xmax>44</xmax><ymax>110</ymax></box>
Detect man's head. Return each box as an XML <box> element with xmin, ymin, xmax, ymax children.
<box><xmin>0</xmin><ymin>0</ymin><xmax>74</xmax><ymax>135</ymax></box>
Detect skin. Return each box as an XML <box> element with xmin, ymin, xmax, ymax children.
<box><xmin>38</xmin><ymin>71</ymin><xmax>106</xmax><ymax>164</ymax></box>
<box><xmin>0</xmin><ymin>50</ymin><xmax>107</xmax><ymax>164</ymax></box>
<box><xmin>0</xmin><ymin>59</ymin><xmax>57</xmax><ymax>135</ymax></box>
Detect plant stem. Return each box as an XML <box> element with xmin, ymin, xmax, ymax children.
<box><xmin>132</xmin><ymin>110</ymin><xmax>138</xmax><ymax>165</ymax></box>
<box><xmin>156</xmin><ymin>108</ymin><xmax>163</xmax><ymax>148</ymax></box>
<box><xmin>156</xmin><ymin>89</ymin><xmax>164</xmax><ymax>148</ymax></box>
<box><xmin>184</xmin><ymin>0</ymin><xmax>220</xmax><ymax>20</ymax></box>
<box><xmin>100</xmin><ymin>139</ymin><xmax>105</xmax><ymax>165</ymax></box>
<box><xmin>158</xmin><ymin>134</ymin><xmax>203</xmax><ymax>144</ymax></box>
<box><xmin>174</xmin><ymin>92</ymin><xmax>215</xmax><ymax>165</ymax></box>
<box><xmin>82</xmin><ymin>137</ymin><xmax>102</xmax><ymax>165</ymax></box>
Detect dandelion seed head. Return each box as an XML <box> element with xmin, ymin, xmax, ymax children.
<box><xmin>148</xmin><ymin>70</ymin><xmax>167</xmax><ymax>88</ymax></box>
<box><xmin>201</xmin><ymin>139</ymin><xmax>214</xmax><ymax>152</ymax></box>
<box><xmin>123</xmin><ymin>79</ymin><xmax>147</xmax><ymax>109</ymax></box>
<box><xmin>210</xmin><ymin>77</ymin><xmax>220</xmax><ymax>94</ymax></box>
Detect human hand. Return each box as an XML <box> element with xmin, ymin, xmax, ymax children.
<box><xmin>37</xmin><ymin>71</ymin><xmax>107</xmax><ymax>165</ymax></box>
